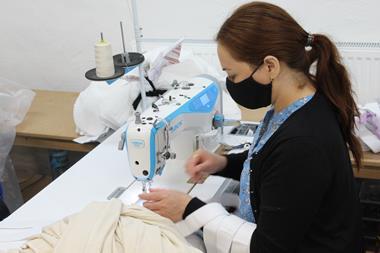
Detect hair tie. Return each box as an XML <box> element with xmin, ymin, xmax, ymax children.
<box><xmin>306</xmin><ymin>33</ymin><xmax>315</xmax><ymax>47</ymax></box>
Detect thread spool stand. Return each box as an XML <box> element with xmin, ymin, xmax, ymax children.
<box><xmin>85</xmin><ymin>21</ymin><xmax>148</xmax><ymax>109</ymax></box>
<box><xmin>85</xmin><ymin>52</ymin><xmax>144</xmax><ymax>81</ymax></box>
<box><xmin>85</xmin><ymin>22</ymin><xmax>144</xmax><ymax>81</ymax></box>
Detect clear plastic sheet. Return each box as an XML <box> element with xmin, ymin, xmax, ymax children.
<box><xmin>0</xmin><ymin>83</ymin><xmax>35</xmax><ymax>212</ymax></box>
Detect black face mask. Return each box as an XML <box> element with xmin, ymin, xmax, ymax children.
<box><xmin>226</xmin><ymin>65</ymin><xmax>272</xmax><ymax>109</ymax></box>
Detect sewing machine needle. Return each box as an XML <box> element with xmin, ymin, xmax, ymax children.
<box><xmin>142</xmin><ymin>181</ymin><xmax>147</xmax><ymax>193</ymax></box>
<box><xmin>142</xmin><ymin>181</ymin><xmax>152</xmax><ymax>193</ymax></box>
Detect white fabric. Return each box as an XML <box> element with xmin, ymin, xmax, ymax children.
<box><xmin>216</xmin><ymin>215</ymin><xmax>246</xmax><ymax>253</ymax></box>
<box><xmin>6</xmin><ymin>199</ymin><xmax>201</xmax><ymax>253</ymax></box>
<box><xmin>203</xmin><ymin>215</ymin><xmax>229</xmax><ymax>253</ymax></box>
<box><xmin>186</xmin><ymin>233</ymin><xmax>206</xmax><ymax>252</ymax></box>
<box><xmin>180</xmin><ymin>203</ymin><xmax>256</xmax><ymax>253</ymax></box>
<box><xmin>176</xmin><ymin>203</ymin><xmax>229</xmax><ymax>237</ymax></box>
<box><xmin>231</xmin><ymin>222</ymin><xmax>256</xmax><ymax>253</ymax></box>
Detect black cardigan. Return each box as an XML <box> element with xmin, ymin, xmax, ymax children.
<box><xmin>184</xmin><ymin>92</ymin><xmax>362</xmax><ymax>253</ymax></box>
<box><xmin>0</xmin><ymin>199</ymin><xmax>9</xmax><ymax>221</ymax></box>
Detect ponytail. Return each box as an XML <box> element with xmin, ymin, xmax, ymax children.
<box><xmin>217</xmin><ymin>2</ymin><xmax>363</xmax><ymax>169</ymax></box>
<box><xmin>308</xmin><ymin>34</ymin><xmax>362</xmax><ymax>169</ymax></box>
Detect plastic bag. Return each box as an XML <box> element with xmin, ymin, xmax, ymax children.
<box><xmin>356</xmin><ymin>102</ymin><xmax>380</xmax><ymax>153</ymax></box>
<box><xmin>0</xmin><ymin>83</ymin><xmax>35</xmax><ymax>212</ymax></box>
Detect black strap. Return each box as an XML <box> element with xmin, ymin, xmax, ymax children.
<box><xmin>145</xmin><ymin>76</ymin><xmax>157</xmax><ymax>91</ymax></box>
<box><xmin>132</xmin><ymin>76</ymin><xmax>168</xmax><ymax>110</ymax></box>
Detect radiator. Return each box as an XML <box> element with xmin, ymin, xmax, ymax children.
<box><xmin>337</xmin><ymin>42</ymin><xmax>380</xmax><ymax>105</ymax></box>
<box><xmin>142</xmin><ymin>41</ymin><xmax>380</xmax><ymax>105</ymax></box>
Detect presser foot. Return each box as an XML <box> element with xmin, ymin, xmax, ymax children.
<box><xmin>141</xmin><ymin>180</ymin><xmax>152</xmax><ymax>193</ymax></box>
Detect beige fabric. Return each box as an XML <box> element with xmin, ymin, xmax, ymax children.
<box><xmin>7</xmin><ymin>199</ymin><xmax>201</xmax><ymax>253</ymax></box>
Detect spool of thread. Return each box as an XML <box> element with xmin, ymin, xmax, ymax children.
<box><xmin>95</xmin><ymin>33</ymin><xmax>115</xmax><ymax>78</ymax></box>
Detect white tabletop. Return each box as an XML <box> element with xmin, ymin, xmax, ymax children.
<box><xmin>0</xmin><ymin>126</ymin><xmax>227</xmax><ymax>250</ymax></box>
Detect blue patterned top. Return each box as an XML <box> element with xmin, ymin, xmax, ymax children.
<box><xmin>239</xmin><ymin>94</ymin><xmax>314</xmax><ymax>223</ymax></box>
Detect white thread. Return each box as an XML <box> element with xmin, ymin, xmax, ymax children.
<box><xmin>95</xmin><ymin>38</ymin><xmax>115</xmax><ymax>78</ymax></box>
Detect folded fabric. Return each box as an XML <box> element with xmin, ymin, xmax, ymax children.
<box><xmin>7</xmin><ymin>199</ymin><xmax>201</xmax><ymax>253</ymax></box>
<box><xmin>357</xmin><ymin>102</ymin><xmax>380</xmax><ymax>153</ymax></box>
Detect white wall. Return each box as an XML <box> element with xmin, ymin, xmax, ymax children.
<box><xmin>137</xmin><ymin>0</ymin><xmax>380</xmax><ymax>42</ymax></box>
<box><xmin>0</xmin><ymin>0</ymin><xmax>136</xmax><ymax>92</ymax></box>
<box><xmin>0</xmin><ymin>0</ymin><xmax>379</xmax><ymax>92</ymax></box>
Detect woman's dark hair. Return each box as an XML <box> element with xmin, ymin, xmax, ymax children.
<box><xmin>217</xmin><ymin>1</ymin><xmax>362</xmax><ymax>169</ymax></box>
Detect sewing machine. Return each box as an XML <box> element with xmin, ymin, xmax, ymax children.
<box><xmin>119</xmin><ymin>76</ymin><xmax>223</xmax><ymax>192</ymax></box>
<box><xmin>0</xmin><ymin>77</ymin><xmax>239</xmax><ymax>250</ymax></box>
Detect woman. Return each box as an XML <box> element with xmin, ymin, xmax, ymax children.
<box><xmin>140</xmin><ymin>2</ymin><xmax>362</xmax><ymax>252</ymax></box>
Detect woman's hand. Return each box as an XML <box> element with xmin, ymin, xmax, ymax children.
<box><xmin>185</xmin><ymin>149</ymin><xmax>227</xmax><ymax>183</ymax></box>
<box><xmin>139</xmin><ymin>188</ymin><xmax>192</xmax><ymax>222</ymax></box>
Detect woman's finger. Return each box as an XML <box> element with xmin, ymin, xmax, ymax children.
<box><xmin>139</xmin><ymin>191</ymin><xmax>163</xmax><ymax>201</ymax></box>
<box><xmin>189</xmin><ymin>173</ymin><xmax>204</xmax><ymax>183</ymax></box>
<box><xmin>143</xmin><ymin>201</ymin><xmax>162</xmax><ymax>211</ymax></box>
<box><xmin>186</xmin><ymin>162</ymin><xmax>207</xmax><ymax>178</ymax></box>
<box><xmin>194</xmin><ymin>162</ymin><xmax>208</xmax><ymax>173</ymax></box>
<box><xmin>148</xmin><ymin>188</ymin><xmax>165</xmax><ymax>193</ymax></box>
<box><xmin>189</xmin><ymin>172</ymin><xmax>202</xmax><ymax>182</ymax></box>
<box><xmin>186</xmin><ymin>153</ymin><xmax>202</xmax><ymax>171</ymax></box>
<box><xmin>189</xmin><ymin>171</ymin><xmax>209</xmax><ymax>184</ymax></box>
<box><xmin>198</xmin><ymin>174</ymin><xmax>208</xmax><ymax>184</ymax></box>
